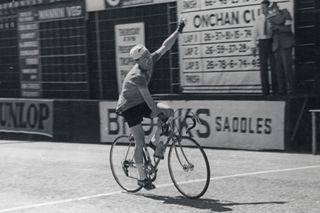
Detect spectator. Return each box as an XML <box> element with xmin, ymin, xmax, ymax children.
<box><xmin>252</xmin><ymin>0</ymin><xmax>276</xmax><ymax>95</ymax></box>
<box><xmin>268</xmin><ymin>2</ymin><xmax>296</xmax><ymax>95</ymax></box>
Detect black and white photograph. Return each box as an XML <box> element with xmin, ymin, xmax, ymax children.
<box><xmin>0</xmin><ymin>0</ymin><xmax>319</xmax><ymax>212</ymax></box>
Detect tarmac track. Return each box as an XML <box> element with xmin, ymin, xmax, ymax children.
<box><xmin>0</xmin><ymin>140</ymin><xmax>319</xmax><ymax>213</ymax></box>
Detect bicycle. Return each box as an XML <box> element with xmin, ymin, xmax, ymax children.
<box><xmin>109</xmin><ymin>111</ymin><xmax>211</xmax><ymax>199</ymax></box>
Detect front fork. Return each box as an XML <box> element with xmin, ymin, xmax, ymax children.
<box><xmin>173</xmin><ymin>137</ymin><xmax>194</xmax><ymax>172</ymax></box>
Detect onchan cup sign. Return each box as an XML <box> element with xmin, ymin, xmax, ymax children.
<box><xmin>0</xmin><ymin>99</ymin><xmax>53</xmax><ymax>137</ymax></box>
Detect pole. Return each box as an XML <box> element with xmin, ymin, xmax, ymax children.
<box><xmin>311</xmin><ymin>112</ymin><xmax>317</xmax><ymax>155</ymax></box>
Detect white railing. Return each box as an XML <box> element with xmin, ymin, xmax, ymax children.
<box><xmin>309</xmin><ymin>110</ymin><xmax>320</xmax><ymax>155</ymax></box>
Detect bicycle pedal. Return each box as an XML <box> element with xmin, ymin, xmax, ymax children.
<box><xmin>153</xmin><ymin>154</ymin><xmax>164</xmax><ymax>160</ymax></box>
<box><xmin>182</xmin><ymin>165</ymin><xmax>189</xmax><ymax>171</ymax></box>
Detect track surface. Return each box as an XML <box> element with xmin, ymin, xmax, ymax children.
<box><xmin>0</xmin><ymin>141</ymin><xmax>319</xmax><ymax>213</ymax></box>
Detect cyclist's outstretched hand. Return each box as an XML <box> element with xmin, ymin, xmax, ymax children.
<box><xmin>177</xmin><ymin>18</ymin><xmax>186</xmax><ymax>33</ymax></box>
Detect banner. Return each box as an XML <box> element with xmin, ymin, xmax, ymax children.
<box><xmin>85</xmin><ymin>0</ymin><xmax>106</xmax><ymax>12</ymax></box>
<box><xmin>0</xmin><ymin>0</ymin><xmax>72</xmax><ymax>11</ymax></box>
<box><xmin>100</xmin><ymin>100</ymin><xmax>285</xmax><ymax>150</ymax></box>
<box><xmin>105</xmin><ymin>0</ymin><xmax>174</xmax><ymax>9</ymax></box>
<box><xmin>86</xmin><ymin>0</ymin><xmax>175</xmax><ymax>11</ymax></box>
<box><xmin>0</xmin><ymin>99</ymin><xmax>53</xmax><ymax>137</ymax></box>
<box><xmin>115</xmin><ymin>22</ymin><xmax>145</xmax><ymax>93</ymax></box>
<box><xmin>178</xmin><ymin>0</ymin><xmax>294</xmax><ymax>93</ymax></box>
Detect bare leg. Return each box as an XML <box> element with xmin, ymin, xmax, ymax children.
<box><xmin>150</xmin><ymin>102</ymin><xmax>174</xmax><ymax>145</ymax></box>
<box><xmin>130</xmin><ymin>124</ymin><xmax>146</xmax><ymax>180</ymax></box>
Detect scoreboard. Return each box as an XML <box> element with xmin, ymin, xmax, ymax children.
<box><xmin>18</xmin><ymin>9</ymin><xmax>41</xmax><ymax>97</ymax></box>
<box><xmin>178</xmin><ymin>0</ymin><xmax>293</xmax><ymax>93</ymax></box>
<box><xmin>0</xmin><ymin>0</ymin><xmax>87</xmax><ymax>98</ymax></box>
<box><xmin>0</xmin><ymin>7</ymin><xmax>19</xmax><ymax>97</ymax></box>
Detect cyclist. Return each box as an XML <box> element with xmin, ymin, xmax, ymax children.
<box><xmin>116</xmin><ymin>19</ymin><xmax>185</xmax><ymax>190</ymax></box>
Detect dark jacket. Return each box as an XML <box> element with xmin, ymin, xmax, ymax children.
<box><xmin>268</xmin><ymin>9</ymin><xmax>295</xmax><ymax>51</ymax></box>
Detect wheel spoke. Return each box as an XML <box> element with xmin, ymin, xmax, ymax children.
<box><xmin>168</xmin><ymin>136</ymin><xmax>210</xmax><ymax>199</ymax></box>
<box><xmin>110</xmin><ymin>135</ymin><xmax>142</xmax><ymax>192</ymax></box>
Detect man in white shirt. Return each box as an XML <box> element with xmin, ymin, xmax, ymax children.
<box><xmin>252</xmin><ymin>0</ymin><xmax>276</xmax><ymax>95</ymax></box>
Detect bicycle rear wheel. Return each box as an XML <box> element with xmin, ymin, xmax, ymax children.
<box><xmin>168</xmin><ymin>136</ymin><xmax>210</xmax><ymax>199</ymax></box>
<box><xmin>109</xmin><ymin>135</ymin><xmax>142</xmax><ymax>192</ymax></box>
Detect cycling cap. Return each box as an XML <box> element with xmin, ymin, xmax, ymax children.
<box><xmin>129</xmin><ymin>44</ymin><xmax>148</xmax><ymax>60</ymax></box>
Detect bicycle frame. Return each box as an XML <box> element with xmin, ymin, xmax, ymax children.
<box><xmin>142</xmin><ymin>111</ymin><xmax>199</xmax><ymax>179</ymax></box>
<box><xmin>110</xmin><ymin>111</ymin><xmax>210</xmax><ymax>198</ymax></box>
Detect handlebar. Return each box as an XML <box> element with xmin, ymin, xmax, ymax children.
<box><xmin>185</xmin><ymin>115</ymin><xmax>195</xmax><ymax>134</ymax></box>
<box><xmin>158</xmin><ymin>111</ymin><xmax>200</xmax><ymax>135</ymax></box>
<box><xmin>185</xmin><ymin>112</ymin><xmax>200</xmax><ymax>134</ymax></box>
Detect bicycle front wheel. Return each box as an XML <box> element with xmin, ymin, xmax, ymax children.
<box><xmin>109</xmin><ymin>135</ymin><xmax>142</xmax><ymax>192</ymax></box>
<box><xmin>168</xmin><ymin>136</ymin><xmax>210</xmax><ymax>199</ymax></box>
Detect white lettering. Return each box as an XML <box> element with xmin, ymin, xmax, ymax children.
<box><xmin>19</xmin><ymin>41</ymin><xmax>38</xmax><ymax>48</ymax></box>
<box><xmin>19</xmin><ymin>16</ymin><xmax>35</xmax><ymax>22</ymax></box>
<box><xmin>18</xmin><ymin>23</ymin><xmax>38</xmax><ymax>31</ymax></box>
<box><xmin>21</xmin><ymin>83</ymin><xmax>41</xmax><ymax>89</ymax></box>
<box><xmin>22</xmin><ymin>69</ymin><xmax>38</xmax><ymax>74</ymax></box>
<box><xmin>20</xmin><ymin>32</ymin><xmax>37</xmax><ymax>39</ymax></box>
<box><xmin>66</xmin><ymin>6</ymin><xmax>82</xmax><ymax>17</ymax></box>
<box><xmin>20</xmin><ymin>49</ymin><xmax>39</xmax><ymax>56</ymax></box>
<box><xmin>19</xmin><ymin>11</ymin><xmax>33</xmax><ymax>18</ymax></box>
<box><xmin>25</xmin><ymin>58</ymin><xmax>39</xmax><ymax>65</ymax></box>
<box><xmin>38</xmin><ymin>8</ymin><xmax>65</xmax><ymax>20</ymax></box>
<box><xmin>21</xmin><ymin>91</ymin><xmax>40</xmax><ymax>97</ymax></box>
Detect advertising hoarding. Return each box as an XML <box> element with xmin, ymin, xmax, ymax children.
<box><xmin>100</xmin><ymin>100</ymin><xmax>285</xmax><ymax>150</ymax></box>
<box><xmin>0</xmin><ymin>99</ymin><xmax>53</xmax><ymax>137</ymax></box>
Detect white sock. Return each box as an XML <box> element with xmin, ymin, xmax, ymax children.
<box><xmin>151</xmin><ymin>127</ymin><xmax>161</xmax><ymax>145</ymax></box>
<box><xmin>136</xmin><ymin>163</ymin><xmax>146</xmax><ymax>180</ymax></box>
<box><xmin>150</xmin><ymin>135</ymin><xmax>156</xmax><ymax>144</ymax></box>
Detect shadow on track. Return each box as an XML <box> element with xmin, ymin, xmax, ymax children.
<box><xmin>132</xmin><ymin>193</ymin><xmax>286</xmax><ymax>212</ymax></box>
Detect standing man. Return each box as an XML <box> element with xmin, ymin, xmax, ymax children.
<box><xmin>252</xmin><ymin>0</ymin><xmax>276</xmax><ymax>95</ymax></box>
<box><xmin>116</xmin><ymin>20</ymin><xmax>185</xmax><ymax>190</ymax></box>
<box><xmin>268</xmin><ymin>2</ymin><xmax>295</xmax><ymax>95</ymax></box>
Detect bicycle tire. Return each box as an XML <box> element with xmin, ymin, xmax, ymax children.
<box><xmin>109</xmin><ymin>135</ymin><xmax>143</xmax><ymax>192</ymax></box>
<box><xmin>168</xmin><ymin>136</ymin><xmax>210</xmax><ymax>199</ymax></box>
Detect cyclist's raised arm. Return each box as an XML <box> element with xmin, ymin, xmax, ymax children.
<box><xmin>154</xmin><ymin>19</ymin><xmax>185</xmax><ymax>58</ymax></box>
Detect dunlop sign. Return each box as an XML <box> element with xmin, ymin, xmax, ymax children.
<box><xmin>0</xmin><ymin>99</ymin><xmax>53</xmax><ymax>137</ymax></box>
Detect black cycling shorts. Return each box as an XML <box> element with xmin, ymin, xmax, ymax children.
<box><xmin>121</xmin><ymin>102</ymin><xmax>152</xmax><ymax>128</ymax></box>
